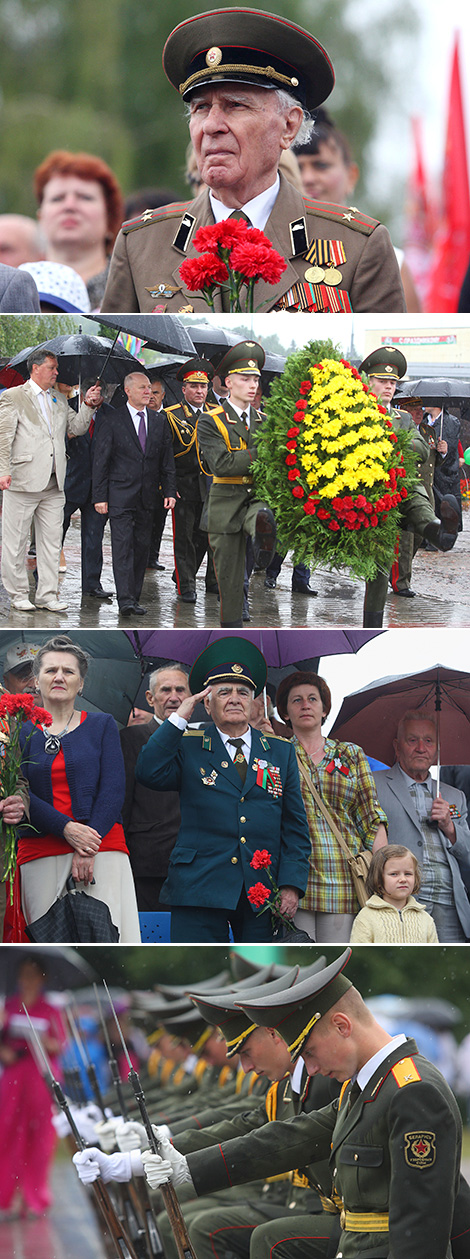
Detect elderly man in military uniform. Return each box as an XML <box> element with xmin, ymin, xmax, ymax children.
<box><xmin>134</xmin><ymin>638</ymin><xmax>310</xmax><ymax>943</ymax></box>
<box><xmin>197</xmin><ymin>340</ymin><xmax>276</xmax><ymax>626</ymax></box>
<box><xmin>136</xmin><ymin>948</ymin><xmax>468</xmax><ymax>1259</ymax></box>
<box><xmin>102</xmin><ymin>9</ymin><xmax>405</xmax><ymax>315</ymax></box>
<box><xmin>359</xmin><ymin>347</ymin><xmax>461</xmax><ymax>626</ymax></box>
<box><xmin>164</xmin><ymin>358</ymin><xmax>219</xmax><ymax>603</ymax></box>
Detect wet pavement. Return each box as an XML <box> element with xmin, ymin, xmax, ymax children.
<box><xmin>1</xmin><ymin>504</ymin><xmax>469</xmax><ymax>631</ymax></box>
<box><xmin>0</xmin><ymin>1159</ymin><xmax>105</xmax><ymax>1259</ymax></box>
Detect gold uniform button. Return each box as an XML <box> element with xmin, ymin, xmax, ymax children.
<box><xmin>221</xmin><ymin>760</ymin><xmax>229</xmax><ymax>768</ymax></box>
<box><xmin>231</xmin><ymin>856</ymin><xmax>238</xmax><ymax>864</ymax></box>
<box><xmin>240</xmin><ymin>796</ymin><xmax>245</xmax><ymax>802</ymax></box>
<box><xmin>354</xmin><ymin>1154</ymin><xmax>359</xmax><ymax>1161</ymax></box>
<box><xmin>240</xmin><ymin>837</ymin><xmax>246</xmax><ymax>844</ymax></box>
<box><xmin>240</xmin><ymin>816</ymin><xmax>246</xmax><ymax>823</ymax></box>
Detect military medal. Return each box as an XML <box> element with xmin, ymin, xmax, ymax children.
<box><xmin>201</xmin><ymin>768</ymin><xmax>218</xmax><ymax>786</ymax></box>
<box><xmin>322</xmin><ymin>267</ymin><xmax>342</xmax><ymax>286</ymax></box>
<box><xmin>304</xmin><ymin>265</ymin><xmax>325</xmax><ymax>283</ymax></box>
<box><xmin>145</xmin><ymin>283</ymin><xmax>181</xmax><ymax>299</ymax></box>
<box><xmin>252</xmin><ymin>758</ymin><xmax>283</xmax><ymax>797</ymax></box>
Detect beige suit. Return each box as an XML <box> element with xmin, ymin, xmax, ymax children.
<box><xmin>0</xmin><ymin>380</ymin><xmax>93</xmax><ymax>607</ymax></box>
<box><xmin>102</xmin><ymin>174</ymin><xmax>405</xmax><ymax>314</ymax></box>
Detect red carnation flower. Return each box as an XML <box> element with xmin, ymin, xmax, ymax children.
<box><xmin>250</xmin><ymin>849</ymin><xmax>272</xmax><ymax>869</ymax></box>
<box><xmin>363</xmin><ymin>502</ymin><xmax>373</xmax><ymax>514</ymax></box>
<box><xmin>32</xmin><ymin>706</ymin><xmax>53</xmax><ymax>727</ymax></box>
<box><xmin>287</xmin><ymin>426</ymin><xmax>300</xmax><ymax>438</ymax></box>
<box><xmin>229</xmin><ymin>242</ymin><xmax>287</xmax><ymax>284</ymax></box>
<box><xmin>303</xmin><ymin>499</ymin><xmax>317</xmax><ymax>515</ymax></box>
<box><xmin>295</xmin><ymin>400</ymin><xmax>308</xmax><ymax>410</ymax></box>
<box><xmin>328</xmin><ymin>520</ymin><xmax>341</xmax><ymax>531</ymax></box>
<box><xmin>286</xmin><ymin>440</ymin><xmax>297</xmax><ymax>451</ymax></box>
<box><xmin>370</xmin><ymin>514</ymin><xmax>379</xmax><ymax>526</ymax></box>
<box><xmin>317</xmin><ymin>507</ymin><xmax>330</xmax><ymax>520</ymax></box>
<box><xmin>292</xmin><ymin>485</ymin><xmax>305</xmax><ymax>498</ymax></box>
<box><xmin>378</xmin><ymin>405</ymin><xmax>387</xmax><ymax>415</ymax></box>
<box><xmin>332</xmin><ymin>497</ymin><xmax>345</xmax><ymax>512</ymax></box>
<box><xmin>400</xmin><ymin>488</ymin><xmax>408</xmax><ymax>499</ymax></box>
<box><xmin>247</xmin><ymin>883</ymin><xmax>271</xmax><ymax>908</ymax></box>
<box><xmin>180</xmin><ymin>253</ymin><xmax>228</xmax><ymax>291</ymax></box>
<box><xmin>285</xmin><ymin>453</ymin><xmax>297</xmax><ymax>466</ymax></box>
<box><xmin>299</xmin><ymin>381</ymin><xmax>311</xmax><ymax>394</ymax></box>
<box><xmin>288</xmin><ymin>468</ymin><xmax>301</xmax><ymax>480</ymax></box>
<box><xmin>355</xmin><ymin>495</ymin><xmax>367</xmax><ymax>509</ymax></box>
<box><xmin>193</xmin><ymin>221</ymin><xmax>249</xmax><ymax>252</ymax></box>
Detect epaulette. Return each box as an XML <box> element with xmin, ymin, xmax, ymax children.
<box><xmin>303</xmin><ymin>199</ymin><xmax>380</xmax><ymax>237</ymax></box>
<box><xmin>122</xmin><ymin>201</ymin><xmax>192</xmax><ymax>235</ymax></box>
<box><xmin>183</xmin><ymin>728</ymin><xmax>205</xmax><ymax>735</ymax></box>
<box><xmin>165</xmin><ymin>403</ymin><xmax>184</xmax><ymax>413</ymax></box>
<box><xmin>204</xmin><ymin>404</ymin><xmax>227</xmax><ymax>417</ymax></box>
<box><xmin>267</xmin><ymin>733</ymin><xmax>290</xmax><ymax>742</ymax></box>
<box><xmin>390</xmin><ymin>1057</ymin><xmax>422</xmax><ymax>1088</ymax></box>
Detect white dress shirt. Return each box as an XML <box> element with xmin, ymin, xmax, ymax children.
<box><xmin>169</xmin><ymin>712</ymin><xmax>252</xmax><ymax>762</ymax></box>
<box><xmin>127</xmin><ymin>402</ymin><xmax>148</xmax><ymax>436</ymax></box>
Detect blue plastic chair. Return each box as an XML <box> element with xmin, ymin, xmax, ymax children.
<box><xmin>139</xmin><ymin>912</ymin><xmax>171</xmax><ymax>942</ymax></box>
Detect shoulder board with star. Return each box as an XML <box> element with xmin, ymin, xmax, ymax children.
<box><xmin>122</xmin><ymin>201</ymin><xmax>193</xmax><ymax>235</ymax></box>
<box><xmin>303</xmin><ymin>199</ymin><xmax>380</xmax><ymax>236</ymax></box>
<box><xmin>183</xmin><ymin>728</ymin><xmax>205</xmax><ymax>736</ymax></box>
<box><xmin>165</xmin><ymin>403</ymin><xmax>192</xmax><ymax>419</ymax></box>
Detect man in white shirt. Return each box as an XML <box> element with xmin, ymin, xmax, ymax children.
<box><xmin>0</xmin><ymin>349</ymin><xmax>100</xmax><ymax>612</ymax></box>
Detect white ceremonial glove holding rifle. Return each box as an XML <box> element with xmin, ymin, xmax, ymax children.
<box><xmin>142</xmin><ymin>1137</ymin><xmax>192</xmax><ymax>1189</ymax></box>
<box><xmin>73</xmin><ymin>1146</ymin><xmax>145</xmax><ymax>1185</ymax></box>
<box><xmin>116</xmin><ymin>1120</ymin><xmax>172</xmax><ymax>1152</ymax></box>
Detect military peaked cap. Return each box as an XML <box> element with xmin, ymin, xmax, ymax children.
<box><xmin>189</xmin><ymin>966</ymin><xmax>300</xmax><ymax>1057</ymax></box>
<box><xmin>217</xmin><ymin>340</ymin><xmax>265</xmax><ymax>378</ymax></box>
<box><xmin>236</xmin><ymin>948</ymin><xmax>352</xmax><ymax>1061</ymax></box>
<box><xmin>189</xmin><ymin>635</ymin><xmax>267</xmax><ymax>696</ymax></box>
<box><xmin>176</xmin><ymin>357</ymin><xmax>214</xmax><ymax>383</ymax></box>
<box><xmin>359</xmin><ymin>346</ymin><xmax>408</xmax><ymax>381</ymax></box>
<box><xmin>162</xmin><ymin>7</ymin><xmax>335</xmax><ymax>110</ymax></box>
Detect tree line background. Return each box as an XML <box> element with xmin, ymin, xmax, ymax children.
<box><xmin>0</xmin><ymin>0</ymin><xmax>418</xmax><ymax>236</ymax></box>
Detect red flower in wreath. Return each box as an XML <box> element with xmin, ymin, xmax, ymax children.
<box><xmin>288</xmin><ymin>468</ymin><xmax>301</xmax><ymax>480</ymax></box>
<box><xmin>292</xmin><ymin>485</ymin><xmax>305</xmax><ymax>498</ymax></box>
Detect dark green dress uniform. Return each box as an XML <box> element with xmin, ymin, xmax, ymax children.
<box><xmin>164</xmin><ymin>399</ymin><xmax>220</xmax><ymax>597</ymax></box>
<box><xmin>184</xmin><ymin>1037</ymin><xmax>462</xmax><ymax>1259</ymax></box>
<box><xmin>197</xmin><ymin>400</ymin><xmax>264</xmax><ymax>625</ymax></box>
<box><xmin>135</xmin><ymin>717</ymin><xmax>310</xmax><ymax>943</ymax></box>
<box><xmin>388</xmin><ymin>406</ymin><xmax>430</xmax><ymax>595</ymax></box>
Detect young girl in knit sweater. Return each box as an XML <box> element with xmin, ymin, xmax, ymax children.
<box><xmin>350</xmin><ymin>844</ymin><xmax>439</xmax><ymax>942</ymax></box>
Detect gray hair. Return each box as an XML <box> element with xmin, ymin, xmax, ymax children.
<box><xmin>185</xmin><ymin>86</ymin><xmax>314</xmax><ymax>148</ymax></box>
<box><xmin>124</xmin><ymin>371</ymin><xmax>150</xmax><ymax>390</ymax></box>
<box><xmin>148</xmin><ymin>663</ymin><xmax>190</xmax><ymax>693</ymax></box>
<box><xmin>396</xmin><ymin>709</ymin><xmax>437</xmax><ymax>743</ymax></box>
<box><xmin>33</xmin><ymin>635</ymin><xmax>89</xmax><ymax>680</ymax></box>
<box><xmin>27</xmin><ymin>348</ymin><xmax>58</xmax><ymax>374</ymax></box>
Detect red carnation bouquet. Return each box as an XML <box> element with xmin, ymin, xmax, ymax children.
<box><xmin>247</xmin><ymin>848</ymin><xmax>299</xmax><ymax>934</ymax></box>
<box><xmin>0</xmin><ymin>692</ymin><xmax>52</xmax><ymax>896</ymax></box>
<box><xmin>179</xmin><ymin>220</ymin><xmax>287</xmax><ymax>312</ymax></box>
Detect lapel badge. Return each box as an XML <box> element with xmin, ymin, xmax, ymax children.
<box><xmin>146</xmin><ymin>282</ymin><xmax>181</xmax><ymax>299</ymax></box>
<box><xmin>201</xmin><ymin>768</ymin><xmax>218</xmax><ymax>786</ymax></box>
<box><xmin>326</xmin><ymin>756</ymin><xmax>349</xmax><ymax>776</ymax></box>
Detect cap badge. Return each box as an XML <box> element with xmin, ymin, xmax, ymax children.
<box><xmin>247</xmin><ymin>359</ymin><xmax>256</xmax><ymax>368</ymax></box>
<box><xmin>206</xmin><ymin>47</ymin><xmax>222</xmax><ymax>67</ymax></box>
<box><xmin>232</xmin><ymin>664</ymin><xmax>243</xmax><ymax>674</ymax></box>
<box><xmin>385</xmin><ymin>365</ymin><xmax>393</xmax><ymax>373</ymax></box>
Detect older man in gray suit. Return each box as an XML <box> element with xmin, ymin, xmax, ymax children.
<box><xmin>373</xmin><ymin>710</ymin><xmax>470</xmax><ymax>942</ymax></box>
<box><xmin>0</xmin><ymin>349</ymin><xmax>101</xmax><ymax>612</ymax></box>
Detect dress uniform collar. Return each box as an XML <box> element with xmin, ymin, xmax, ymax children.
<box><xmin>209</xmin><ymin>175</ymin><xmax>280</xmax><ymax>232</ymax></box>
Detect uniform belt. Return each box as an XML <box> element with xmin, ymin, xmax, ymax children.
<box><xmin>340</xmin><ymin>1210</ymin><xmax>389</xmax><ymax>1232</ymax></box>
<box><xmin>212</xmin><ymin>475</ymin><xmax>253</xmax><ymax>485</ymax></box>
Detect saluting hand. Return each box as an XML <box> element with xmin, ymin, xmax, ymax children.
<box><xmin>175</xmin><ymin>686</ymin><xmax>212</xmax><ymax>722</ymax></box>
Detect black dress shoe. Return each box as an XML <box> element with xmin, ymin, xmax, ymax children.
<box><xmin>86</xmin><ymin>587</ymin><xmax>114</xmax><ymax>599</ymax></box>
<box><xmin>291</xmin><ymin>582</ymin><xmax>318</xmax><ymax>596</ymax></box>
<box><xmin>423</xmin><ymin>494</ymin><xmax>460</xmax><ymax>551</ymax></box>
<box><xmin>147</xmin><ymin>560</ymin><xmax>165</xmax><ymax>570</ymax></box>
<box><xmin>119</xmin><ymin>604</ymin><xmax>136</xmax><ymax>617</ymax></box>
<box><xmin>264</xmin><ymin>576</ymin><xmax>277</xmax><ymax>589</ymax></box>
<box><xmin>395</xmin><ymin>588</ymin><xmax>416</xmax><ymax>598</ymax></box>
<box><xmin>252</xmin><ymin>506</ymin><xmax>276</xmax><ymax>568</ymax></box>
<box><xmin>132</xmin><ymin>603</ymin><xmax>148</xmax><ymax>615</ymax></box>
<box><xmin>180</xmin><ymin>590</ymin><xmax>197</xmax><ymax>603</ymax></box>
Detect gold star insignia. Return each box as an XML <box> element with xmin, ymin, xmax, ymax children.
<box><xmin>342</xmin><ymin>212</ymin><xmax>353</xmax><ymax>221</ymax></box>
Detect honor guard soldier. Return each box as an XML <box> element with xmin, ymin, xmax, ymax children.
<box><xmin>197</xmin><ymin>340</ymin><xmax>276</xmax><ymax>626</ymax></box>
<box><xmin>359</xmin><ymin>347</ymin><xmax>461</xmax><ymax>626</ymax></box>
<box><xmin>164</xmin><ymin>358</ymin><xmax>219</xmax><ymax>602</ymax></box>
<box><xmin>135</xmin><ymin>636</ymin><xmax>310</xmax><ymax>943</ymax></box>
<box><xmin>136</xmin><ymin>948</ymin><xmax>468</xmax><ymax>1259</ymax></box>
<box><xmin>102</xmin><ymin>8</ymin><xmax>405</xmax><ymax>314</ymax></box>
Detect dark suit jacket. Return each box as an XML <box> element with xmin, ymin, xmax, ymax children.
<box><xmin>65</xmin><ymin>401</ymin><xmax>115</xmax><ymax>504</ymax></box>
<box><xmin>120</xmin><ymin>717</ymin><xmax>180</xmax><ymax>879</ymax></box>
<box><xmin>92</xmin><ymin>404</ymin><xmax>176</xmax><ymax>511</ymax></box>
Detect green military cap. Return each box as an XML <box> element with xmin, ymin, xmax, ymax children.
<box><xmin>176</xmin><ymin>357</ymin><xmax>214</xmax><ymax>384</ymax></box>
<box><xmin>189</xmin><ymin>635</ymin><xmax>267</xmax><ymax>697</ymax></box>
<box><xmin>162</xmin><ymin>7</ymin><xmax>335</xmax><ymax>111</ymax></box>
<box><xmin>217</xmin><ymin>340</ymin><xmax>265</xmax><ymax>378</ymax></box>
<box><xmin>161</xmin><ymin>1005</ymin><xmax>217</xmax><ymax>1053</ymax></box>
<box><xmin>236</xmin><ymin>948</ymin><xmax>352</xmax><ymax>1061</ymax></box>
<box><xmin>155</xmin><ymin>970</ymin><xmax>232</xmax><ymax>998</ymax></box>
<box><xmin>189</xmin><ymin>966</ymin><xmax>301</xmax><ymax>1057</ymax></box>
<box><xmin>359</xmin><ymin>346</ymin><xmax>408</xmax><ymax>381</ymax></box>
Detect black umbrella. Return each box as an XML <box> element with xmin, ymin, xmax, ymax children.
<box><xmin>0</xmin><ymin>945</ymin><xmax>98</xmax><ymax>993</ymax></box>
<box><xmin>396</xmin><ymin>377</ymin><xmax>470</xmax><ymax>405</ymax></box>
<box><xmin>0</xmin><ymin>629</ymin><xmax>144</xmax><ymax>727</ymax></box>
<box><xmin>91</xmin><ymin>314</ymin><xmax>196</xmax><ymax>356</ymax></box>
<box><xmin>188</xmin><ymin>324</ymin><xmax>238</xmax><ymax>358</ymax></box>
<box><xmin>4</xmin><ymin>333</ymin><xmax>142</xmax><ymax>386</ymax></box>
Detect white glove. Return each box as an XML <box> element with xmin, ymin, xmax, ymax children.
<box><xmin>53</xmin><ymin>1102</ymin><xmax>104</xmax><ymax>1144</ymax></box>
<box><xmin>116</xmin><ymin>1120</ymin><xmax>148</xmax><ymax>1152</ymax></box>
<box><xmin>73</xmin><ymin>1146</ymin><xmax>143</xmax><ymax>1185</ymax></box>
<box><xmin>95</xmin><ymin>1117</ymin><xmax>122</xmax><ymax>1153</ymax></box>
<box><xmin>142</xmin><ymin>1138</ymin><xmax>192</xmax><ymax>1190</ymax></box>
<box><xmin>52</xmin><ymin>1110</ymin><xmax>71</xmax><ymax>1139</ymax></box>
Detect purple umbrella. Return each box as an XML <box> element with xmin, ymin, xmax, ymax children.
<box><xmin>125</xmin><ymin>629</ymin><xmax>382</xmax><ymax>668</ymax></box>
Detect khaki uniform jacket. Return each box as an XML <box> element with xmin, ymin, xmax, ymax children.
<box><xmin>186</xmin><ymin>1038</ymin><xmax>462</xmax><ymax>1259</ymax></box>
<box><xmin>197</xmin><ymin>402</ymin><xmax>262</xmax><ymax>534</ymax></box>
<box><xmin>0</xmin><ymin>380</ymin><xmax>93</xmax><ymax>491</ymax></box>
<box><xmin>102</xmin><ymin>175</ymin><xmax>405</xmax><ymax>314</ymax></box>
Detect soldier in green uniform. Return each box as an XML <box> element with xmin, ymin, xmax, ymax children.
<box><xmin>164</xmin><ymin>358</ymin><xmax>219</xmax><ymax>602</ymax></box>
<box><xmin>139</xmin><ymin>948</ymin><xmax>467</xmax><ymax>1259</ymax></box>
<box><xmin>102</xmin><ymin>9</ymin><xmax>405</xmax><ymax>315</ymax></box>
<box><xmin>197</xmin><ymin>340</ymin><xmax>276</xmax><ymax>626</ymax></box>
<box><xmin>360</xmin><ymin>348</ymin><xmax>461</xmax><ymax>626</ymax></box>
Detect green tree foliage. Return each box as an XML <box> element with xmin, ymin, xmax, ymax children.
<box><xmin>0</xmin><ymin>0</ymin><xmax>418</xmax><ymax>222</ymax></box>
<box><xmin>0</xmin><ymin>313</ymin><xmax>77</xmax><ymax>356</ymax></box>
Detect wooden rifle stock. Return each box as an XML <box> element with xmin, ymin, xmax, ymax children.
<box><xmin>127</xmin><ymin>1067</ymin><xmax>198</xmax><ymax>1259</ymax></box>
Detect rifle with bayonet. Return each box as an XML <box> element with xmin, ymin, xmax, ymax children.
<box><xmin>104</xmin><ymin>982</ymin><xmax>198</xmax><ymax>1259</ymax></box>
<box><xmin>95</xmin><ymin>984</ymin><xmax>165</xmax><ymax>1259</ymax></box>
<box><xmin>22</xmin><ymin>1002</ymin><xmax>140</xmax><ymax>1259</ymax></box>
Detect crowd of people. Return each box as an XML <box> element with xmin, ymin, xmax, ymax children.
<box><xmin>0</xmin><ymin>336</ymin><xmax>465</xmax><ymax>627</ymax></box>
<box><xmin>1</xmin><ymin>633</ymin><xmax>469</xmax><ymax>946</ymax></box>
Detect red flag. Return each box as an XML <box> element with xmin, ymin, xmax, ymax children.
<box><xmin>404</xmin><ymin>117</ymin><xmax>437</xmax><ymax>306</ymax></box>
<box><xmin>426</xmin><ymin>31</ymin><xmax>470</xmax><ymax>311</ymax></box>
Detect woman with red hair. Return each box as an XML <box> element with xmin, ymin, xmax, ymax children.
<box><xmin>34</xmin><ymin>150</ymin><xmax>124</xmax><ymax>309</ymax></box>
